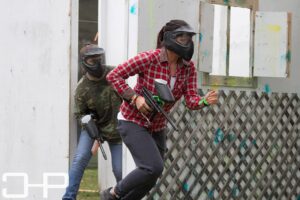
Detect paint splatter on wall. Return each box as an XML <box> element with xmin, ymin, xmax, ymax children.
<box><xmin>264</xmin><ymin>84</ymin><xmax>271</xmax><ymax>94</ymax></box>
<box><xmin>182</xmin><ymin>182</ymin><xmax>189</xmax><ymax>192</ymax></box>
<box><xmin>208</xmin><ymin>189</ymin><xmax>214</xmax><ymax>198</ymax></box>
<box><xmin>267</xmin><ymin>24</ymin><xmax>281</xmax><ymax>32</ymax></box>
<box><xmin>253</xmin><ymin>12</ymin><xmax>289</xmax><ymax>77</ymax></box>
<box><xmin>199</xmin><ymin>33</ymin><xmax>203</xmax><ymax>43</ymax></box>
<box><xmin>130</xmin><ymin>3</ymin><xmax>137</xmax><ymax>15</ymax></box>
<box><xmin>214</xmin><ymin>128</ymin><xmax>224</xmax><ymax>144</ymax></box>
<box><xmin>232</xmin><ymin>185</ymin><xmax>240</xmax><ymax>197</ymax></box>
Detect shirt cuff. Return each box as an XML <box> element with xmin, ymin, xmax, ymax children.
<box><xmin>121</xmin><ymin>88</ymin><xmax>136</xmax><ymax>102</ymax></box>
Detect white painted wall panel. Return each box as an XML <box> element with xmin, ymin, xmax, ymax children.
<box><xmin>99</xmin><ymin>0</ymin><xmax>128</xmax><ymax>66</ymax></box>
<box><xmin>0</xmin><ymin>0</ymin><xmax>71</xmax><ymax>199</ymax></box>
<box><xmin>257</xmin><ymin>0</ymin><xmax>300</xmax><ymax>93</ymax></box>
<box><xmin>254</xmin><ymin>12</ymin><xmax>288</xmax><ymax>78</ymax></box>
<box><xmin>98</xmin><ymin>0</ymin><xmax>131</xmax><ymax>190</ymax></box>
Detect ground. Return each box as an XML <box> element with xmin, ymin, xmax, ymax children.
<box><xmin>77</xmin><ymin>167</ymin><xmax>99</xmax><ymax>200</ymax></box>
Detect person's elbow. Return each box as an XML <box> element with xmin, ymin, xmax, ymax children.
<box><xmin>106</xmin><ymin>70</ymin><xmax>114</xmax><ymax>83</ymax></box>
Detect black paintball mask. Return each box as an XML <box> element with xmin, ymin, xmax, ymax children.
<box><xmin>163</xmin><ymin>25</ymin><xmax>196</xmax><ymax>61</ymax></box>
<box><xmin>80</xmin><ymin>44</ymin><xmax>105</xmax><ymax>78</ymax></box>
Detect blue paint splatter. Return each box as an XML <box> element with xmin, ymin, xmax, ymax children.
<box><xmin>130</xmin><ymin>3</ymin><xmax>137</xmax><ymax>15</ymax></box>
<box><xmin>224</xmin><ymin>0</ymin><xmax>229</xmax><ymax>4</ymax></box>
<box><xmin>286</xmin><ymin>51</ymin><xmax>291</xmax><ymax>62</ymax></box>
<box><xmin>202</xmin><ymin>50</ymin><xmax>209</xmax><ymax>57</ymax></box>
<box><xmin>239</xmin><ymin>139</ymin><xmax>247</xmax><ymax>149</ymax></box>
<box><xmin>252</xmin><ymin>139</ymin><xmax>257</xmax><ymax>145</ymax></box>
<box><xmin>182</xmin><ymin>182</ymin><xmax>189</xmax><ymax>192</ymax></box>
<box><xmin>199</xmin><ymin>33</ymin><xmax>203</xmax><ymax>43</ymax></box>
<box><xmin>208</xmin><ymin>189</ymin><xmax>214</xmax><ymax>199</ymax></box>
<box><xmin>281</xmin><ymin>51</ymin><xmax>291</xmax><ymax>63</ymax></box>
<box><xmin>214</xmin><ymin>128</ymin><xmax>224</xmax><ymax>144</ymax></box>
<box><xmin>264</xmin><ymin>84</ymin><xmax>271</xmax><ymax>94</ymax></box>
<box><xmin>227</xmin><ymin>133</ymin><xmax>236</xmax><ymax>142</ymax></box>
<box><xmin>232</xmin><ymin>185</ymin><xmax>240</xmax><ymax>197</ymax></box>
<box><xmin>297</xmin><ymin>194</ymin><xmax>300</xmax><ymax>200</ymax></box>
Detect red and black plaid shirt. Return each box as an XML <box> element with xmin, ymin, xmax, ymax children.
<box><xmin>106</xmin><ymin>48</ymin><xmax>203</xmax><ymax>132</ymax></box>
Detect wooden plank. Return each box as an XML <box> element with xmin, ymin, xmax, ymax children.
<box><xmin>199</xmin><ymin>2</ymin><xmax>215</xmax><ymax>73</ymax></box>
<box><xmin>207</xmin><ymin>0</ymin><xmax>257</xmax><ymax>9</ymax></box>
<box><xmin>253</xmin><ymin>12</ymin><xmax>289</xmax><ymax>77</ymax></box>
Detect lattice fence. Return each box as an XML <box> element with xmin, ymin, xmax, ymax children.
<box><xmin>146</xmin><ymin>90</ymin><xmax>300</xmax><ymax>200</ymax></box>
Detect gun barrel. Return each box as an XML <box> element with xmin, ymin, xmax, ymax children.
<box><xmin>98</xmin><ymin>140</ymin><xmax>107</xmax><ymax>160</ymax></box>
<box><xmin>81</xmin><ymin>115</ymin><xmax>108</xmax><ymax>160</ymax></box>
<box><xmin>142</xmin><ymin>87</ymin><xmax>178</xmax><ymax>131</ymax></box>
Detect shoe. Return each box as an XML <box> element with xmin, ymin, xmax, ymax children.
<box><xmin>100</xmin><ymin>187</ymin><xmax>118</xmax><ymax>200</ymax></box>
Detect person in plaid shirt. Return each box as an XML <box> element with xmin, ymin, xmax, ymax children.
<box><xmin>101</xmin><ymin>20</ymin><xmax>218</xmax><ymax>200</ymax></box>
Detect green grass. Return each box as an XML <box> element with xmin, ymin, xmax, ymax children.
<box><xmin>77</xmin><ymin>167</ymin><xmax>99</xmax><ymax>200</ymax></box>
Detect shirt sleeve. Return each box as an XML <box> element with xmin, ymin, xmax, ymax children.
<box><xmin>183</xmin><ymin>62</ymin><xmax>203</xmax><ymax>110</ymax></box>
<box><xmin>106</xmin><ymin>51</ymin><xmax>151</xmax><ymax>101</ymax></box>
<box><xmin>74</xmin><ymin>90</ymin><xmax>88</xmax><ymax>120</ymax></box>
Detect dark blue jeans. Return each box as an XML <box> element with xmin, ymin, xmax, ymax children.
<box><xmin>115</xmin><ymin>120</ymin><xmax>166</xmax><ymax>200</ymax></box>
<box><xmin>62</xmin><ymin>130</ymin><xmax>122</xmax><ymax>200</ymax></box>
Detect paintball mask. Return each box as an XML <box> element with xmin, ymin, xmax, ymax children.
<box><xmin>163</xmin><ymin>25</ymin><xmax>196</xmax><ymax>61</ymax></box>
<box><xmin>80</xmin><ymin>44</ymin><xmax>105</xmax><ymax>78</ymax></box>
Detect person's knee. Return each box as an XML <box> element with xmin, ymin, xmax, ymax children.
<box><xmin>153</xmin><ymin>164</ymin><xmax>164</xmax><ymax>177</ymax></box>
<box><xmin>148</xmin><ymin>162</ymin><xmax>164</xmax><ymax>178</ymax></box>
<box><xmin>73</xmin><ymin>152</ymin><xmax>91</xmax><ymax>165</ymax></box>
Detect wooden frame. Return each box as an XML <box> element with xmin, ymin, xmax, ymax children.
<box><xmin>200</xmin><ymin>0</ymin><xmax>258</xmax><ymax>88</ymax></box>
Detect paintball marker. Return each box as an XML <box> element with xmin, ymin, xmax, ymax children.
<box><xmin>81</xmin><ymin>114</ymin><xmax>107</xmax><ymax>160</ymax></box>
<box><xmin>141</xmin><ymin>79</ymin><xmax>178</xmax><ymax>131</ymax></box>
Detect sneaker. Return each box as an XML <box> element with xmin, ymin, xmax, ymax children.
<box><xmin>100</xmin><ymin>187</ymin><xmax>118</xmax><ymax>200</ymax></box>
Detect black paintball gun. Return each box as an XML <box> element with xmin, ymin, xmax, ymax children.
<box><xmin>141</xmin><ymin>79</ymin><xmax>179</xmax><ymax>131</ymax></box>
<box><xmin>81</xmin><ymin>114</ymin><xmax>107</xmax><ymax>160</ymax></box>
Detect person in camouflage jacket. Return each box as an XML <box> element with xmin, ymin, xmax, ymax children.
<box><xmin>62</xmin><ymin>44</ymin><xmax>122</xmax><ymax>200</ymax></box>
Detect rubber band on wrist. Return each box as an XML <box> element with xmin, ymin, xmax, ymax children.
<box><xmin>198</xmin><ymin>98</ymin><xmax>209</xmax><ymax>106</ymax></box>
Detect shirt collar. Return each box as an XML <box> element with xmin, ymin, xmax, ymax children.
<box><xmin>159</xmin><ymin>47</ymin><xmax>190</xmax><ymax>67</ymax></box>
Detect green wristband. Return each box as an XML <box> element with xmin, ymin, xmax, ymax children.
<box><xmin>199</xmin><ymin>98</ymin><xmax>209</xmax><ymax>106</ymax></box>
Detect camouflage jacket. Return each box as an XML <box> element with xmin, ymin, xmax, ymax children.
<box><xmin>74</xmin><ymin>66</ymin><xmax>122</xmax><ymax>144</ymax></box>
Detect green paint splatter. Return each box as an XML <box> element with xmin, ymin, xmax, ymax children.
<box><xmin>199</xmin><ymin>33</ymin><xmax>203</xmax><ymax>43</ymax></box>
<box><xmin>214</xmin><ymin>128</ymin><xmax>224</xmax><ymax>144</ymax></box>
<box><xmin>232</xmin><ymin>185</ymin><xmax>240</xmax><ymax>197</ymax></box>
<box><xmin>239</xmin><ymin>139</ymin><xmax>247</xmax><ymax>149</ymax></box>
<box><xmin>281</xmin><ymin>51</ymin><xmax>291</xmax><ymax>63</ymax></box>
<box><xmin>224</xmin><ymin>0</ymin><xmax>229</xmax><ymax>4</ymax></box>
<box><xmin>183</xmin><ymin>182</ymin><xmax>189</xmax><ymax>192</ymax></box>
<box><xmin>264</xmin><ymin>84</ymin><xmax>271</xmax><ymax>94</ymax></box>
<box><xmin>208</xmin><ymin>189</ymin><xmax>214</xmax><ymax>198</ymax></box>
<box><xmin>130</xmin><ymin>3</ymin><xmax>137</xmax><ymax>15</ymax></box>
<box><xmin>227</xmin><ymin>133</ymin><xmax>236</xmax><ymax>142</ymax></box>
<box><xmin>286</xmin><ymin>51</ymin><xmax>291</xmax><ymax>62</ymax></box>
